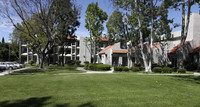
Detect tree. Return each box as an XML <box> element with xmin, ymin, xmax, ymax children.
<box><xmin>1</xmin><ymin>37</ymin><xmax>5</xmax><ymax>43</ymax></box>
<box><xmin>85</xmin><ymin>2</ymin><xmax>108</xmax><ymax>63</ymax></box>
<box><xmin>111</xmin><ymin>0</ymin><xmax>173</xmax><ymax>72</ymax></box>
<box><xmin>52</xmin><ymin>0</ymin><xmax>80</xmax><ymax>66</ymax></box>
<box><xmin>0</xmin><ymin>0</ymin><xmax>81</xmax><ymax>69</ymax></box>
<box><xmin>106</xmin><ymin>10</ymin><xmax>125</xmax><ymax>43</ymax></box>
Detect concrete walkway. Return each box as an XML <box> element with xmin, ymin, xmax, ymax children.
<box><xmin>76</xmin><ymin>67</ymin><xmax>114</xmax><ymax>74</ymax></box>
<box><xmin>0</xmin><ymin>67</ymin><xmax>33</xmax><ymax>76</ymax></box>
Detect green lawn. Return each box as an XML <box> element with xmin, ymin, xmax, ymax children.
<box><xmin>0</xmin><ymin>74</ymin><xmax>200</xmax><ymax>107</ymax></box>
<box><xmin>10</xmin><ymin>65</ymin><xmax>84</xmax><ymax>75</ymax></box>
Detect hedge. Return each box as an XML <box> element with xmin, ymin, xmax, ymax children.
<box><xmin>84</xmin><ymin>63</ymin><xmax>111</xmax><ymax>71</ymax></box>
<box><xmin>153</xmin><ymin>67</ymin><xmax>162</xmax><ymax>73</ymax></box>
<box><xmin>162</xmin><ymin>67</ymin><xmax>173</xmax><ymax>73</ymax></box>
<box><xmin>114</xmin><ymin>66</ymin><xmax>129</xmax><ymax>72</ymax></box>
<box><xmin>177</xmin><ymin>68</ymin><xmax>186</xmax><ymax>73</ymax></box>
<box><xmin>130</xmin><ymin>67</ymin><xmax>140</xmax><ymax>72</ymax></box>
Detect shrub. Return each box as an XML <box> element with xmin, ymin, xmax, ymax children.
<box><xmin>85</xmin><ymin>64</ymin><xmax>110</xmax><ymax>71</ymax></box>
<box><xmin>153</xmin><ymin>67</ymin><xmax>163</xmax><ymax>73</ymax></box>
<box><xmin>114</xmin><ymin>66</ymin><xmax>129</xmax><ymax>72</ymax></box>
<box><xmin>152</xmin><ymin>63</ymin><xmax>159</xmax><ymax>68</ymax></box>
<box><xmin>184</xmin><ymin>61</ymin><xmax>197</xmax><ymax>71</ymax></box>
<box><xmin>177</xmin><ymin>68</ymin><xmax>186</xmax><ymax>73</ymax></box>
<box><xmin>134</xmin><ymin>63</ymin><xmax>141</xmax><ymax>67</ymax></box>
<box><xmin>122</xmin><ymin>67</ymin><xmax>129</xmax><ymax>71</ymax></box>
<box><xmin>162</xmin><ymin>67</ymin><xmax>173</xmax><ymax>73</ymax></box>
<box><xmin>84</xmin><ymin>64</ymin><xmax>89</xmax><ymax>70</ymax></box>
<box><xmin>67</xmin><ymin>60</ymin><xmax>75</xmax><ymax>65</ymax></box>
<box><xmin>130</xmin><ymin>67</ymin><xmax>140</xmax><ymax>72</ymax></box>
<box><xmin>84</xmin><ymin>61</ymin><xmax>89</xmax><ymax>65</ymax></box>
<box><xmin>96</xmin><ymin>64</ymin><xmax>111</xmax><ymax>71</ymax></box>
<box><xmin>74</xmin><ymin>60</ymin><xmax>81</xmax><ymax>65</ymax></box>
<box><xmin>28</xmin><ymin>60</ymin><xmax>34</xmax><ymax>66</ymax></box>
<box><xmin>114</xmin><ymin>66</ymin><xmax>123</xmax><ymax>71</ymax></box>
<box><xmin>167</xmin><ymin>64</ymin><xmax>173</xmax><ymax>67</ymax></box>
<box><xmin>172</xmin><ymin>67</ymin><xmax>178</xmax><ymax>72</ymax></box>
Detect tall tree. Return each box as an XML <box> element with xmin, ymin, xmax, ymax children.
<box><xmin>1</xmin><ymin>0</ymin><xmax>81</xmax><ymax>69</ymax></box>
<box><xmin>85</xmin><ymin>2</ymin><xmax>108</xmax><ymax>63</ymax></box>
<box><xmin>52</xmin><ymin>0</ymin><xmax>80</xmax><ymax>66</ymax></box>
<box><xmin>111</xmin><ymin>0</ymin><xmax>173</xmax><ymax>72</ymax></box>
<box><xmin>2</xmin><ymin>37</ymin><xmax>5</xmax><ymax>43</ymax></box>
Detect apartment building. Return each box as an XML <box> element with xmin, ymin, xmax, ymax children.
<box><xmin>21</xmin><ymin>13</ymin><xmax>200</xmax><ymax>68</ymax></box>
<box><xmin>21</xmin><ymin>36</ymin><xmax>109</xmax><ymax>64</ymax></box>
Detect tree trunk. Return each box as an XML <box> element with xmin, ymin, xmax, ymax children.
<box><xmin>179</xmin><ymin>0</ymin><xmax>191</xmax><ymax>68</ymax></box>
<box><xmin>39</xmin><ymin>54</ymin><xmax>45</xmax><ymax>69</ymax></box>
<box><xmin>135</xmin><ymin>0</ymin><xmax>149</xmax><ymax>72</ymax></box>
<box><xmin>147</xmin><ymin>0</ymin><xmax>154</xmax><ymax>72</ymax></box>
<box><xmin>62</xmin><ymin>46</ymin><xmax>64</xmax><ymax>66</ymax></box>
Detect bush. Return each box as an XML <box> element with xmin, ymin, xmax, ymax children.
<box><xmin>85</xmin><ymin>63</ymin><xmax>110</xmax><ymax>71</ymax></box>
<box><xmin>114</xmin><ymin>66</ymin><xmax>129</xmax><ymax>72</ymax></box>
<box><xmin>74</xmin><ymin>60</ymin><xmax>81</xmax><ymax>65</ymax></box>
<box><xmin>67</xmin><ymin>60</ymin><xmax>75</xmax><ymax>65</ymax></box>
<box><xmin>153</xmin><ymin>67</ymin><xmax>163</xmax><ymax>73</ymax></box>
<box><xmin>28</xmin><ymin>60</ymin><xmax>34</xmax><ymax>66</ymax></box>
<box><xmin>84</xmin><ymin>61</ymin><xmax>89</xmax><ymax>65</ymax></box>
<box><xmin>130</xmin><ymin>67</ymin><xmax>140</xmax><ymax>72</ymax></box>
<box><xmin>134</xmin><ymin>63</ymin><xmax>141</xmax><ymax>67</ymax></box>
<box><xmin>122</xmin><ymin>67</ymin><xmax>129</xmax><ymax>71</ymax></box>
<box><xmin>177</xmin><ymin>68</ymin><xmax>186</xmax><ymax>73</ymax></box>
<box><xmin>162</xmin><ymin>67</ymin><xmax>173</xmax><ymax>73</ymax></box>
<box><xmin>167</xmin><ymin>64</ymin><xmax>173</xmax><ymax>67</ymax></box>
<box><xmin>84</xmin><ymin>64</ymin><xmax>89</xmax><ymax>70</ymax></box>
<box><xmin>172</xmin><ymin>67</ymin><xmax>178</xmax><ymax>72</ymax></box>
<box><xmin>152</xmin><ymin>63</ymin><xmax>159</xmax><ymax>68</ymax></box>
<box><xmin>184</xmin><ymin>61</ymin><xmax>198</xmax><ymax>71</ymax></box>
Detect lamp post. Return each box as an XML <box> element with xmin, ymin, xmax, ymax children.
<box><xmin>8</xmin><ymin>40</ymin><xmax>12</xmax><ymax>62</ymax></box>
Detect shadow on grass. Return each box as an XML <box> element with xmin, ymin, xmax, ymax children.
<box><xmin>78</xmin><ymin>102</ymin><xmax>95</xmax><ymax>107</ymax></box>
<box><xmin>0</xmin><ymin>96</ymin><xmax>52</xmax><ymax>107</ymax></box>
<box><xmin>0</xmin><ymin>96</ymin><xmax>95</xmax><ymax>107</ymax></box>
<box><xmin>171</xmin><ymin>75</ymin><xmax>200</xmax><ymax>84</ymax></box>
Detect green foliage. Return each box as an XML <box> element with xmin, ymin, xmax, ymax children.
<box><xmin>85</xmin><ymin>64</ymin><xmax>110</xmax><ymax>71</ymax></box>
<box><xmin>74</xmin><ymin>60</ymin><xmax>81</xmax><ymax>66</ymax></box>
<box><xmin>114</xmin><ymin>66</ymin><xmax>129</xmax><ymax>72</ymax></box>
<box><xmin>177</xmin><ymin>69</ymin><xmax>186</xmax><ymax>73</ymax></box>
<box><xmin>153</xmin><ymin>67</ymin><xmax>163</xmax><ymax>73</ymax></box>
<box><xmin>162</xmin><ymin>67</ymin><xmax>173</xmax><ymax>73</ymax></box>
<box><xmin>28</xmin><ymin>60</ymin><xmax>35</xmax><ymax>66</ymax></box>
<box><xmin>84</xmin><ymin>61</ymin><xmax>89</xmax><ymax>65</ymax></box>
<box><xmin>130</xmin><ymin>67</ymin><xmax>140</xmax><ymax>72</ymax></box>
<box><xmin>106</xmin><ymin>10</ymin><xmax>124</xmax><ymax>42</ymax></box>
<box><xmin>184</xmin><ymin>61</ymin><xmax>198</xmax><ymax>71</ymax></box>
<box><xmin>134</xmin><ymin>63</ymin><xmax>141</xmax><ymax>67</ymax></box>
<box><xmin>1</xmin><ymin>37</ymin><xmax>5</xmax><ymax>43</ymax></box>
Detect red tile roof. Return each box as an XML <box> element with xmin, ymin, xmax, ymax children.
<box><xmin>112</xmin><ymin>50</ymin><xmax>128</xmax><ymax>54</ymax></box>
<box><xmin>99</xmin><ymin>37</ymin><xmax>109</xmax><ymax>41</ymax></box>
<box><xmin>153</xmin><ymin>43</ymin><xmax>160</xmax><ymax>49</ymax></box>
<box><xmin>98</xmin><ymin>45</ymin><xmax>115</xmax><ymax>54</ymax></box>
<box><xmin>168</xmin><ymin>41</ymin><xmax>189</xmax><ymax>54</ymax></box>
<box><xmin>190</xmin><ymin>45</ymin><xmax>200</xmax><ymax>53</ymax></box>
<box><xmin>66</xmin><ymin>35</ymin><xmax>76</xmax><ymax>39</ymax></box>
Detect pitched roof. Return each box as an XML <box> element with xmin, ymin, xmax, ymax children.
<box><xmin>153</xmin><ymin>43</ymin><xmax>160</xmax><ymax>49</ymax></box>
<box><xmin>99</xmin><ymin>37</ymin><xmax>109</xmax><ymax>41</ymax></box>
<box><xmin>98</xmin><ymin>45</ymin><xmax>115</xmax><ymax>54</ymax></box>
<box><xmin>112</xmin><ymin>50</ymin><xmax>128</xmax><ymax>54</ymax></box>
<box><xmin>190</xmin><ymin>45</ymin><xmax>200</xmax><ymax>53</ymax></box>
<box><xmin>168</xmin><ymin>41</ymin><xmax>189</xmax><ymax>54</ymax></box>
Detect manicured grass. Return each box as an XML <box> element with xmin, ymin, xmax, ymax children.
<box><xmin>10</xmin><ymin>65</ymin><xmax>84</xmax><ymax>75</ymax></box>
<box><xmin>0</xmin><ymin>74</ymin><xmax>200</xmax><ymax>106</ymax></box>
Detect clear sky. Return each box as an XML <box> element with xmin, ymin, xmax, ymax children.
<box><xmin>0</xmin><ymin>0</ymin><xmax>199</xmax><ymax>42</ymax></box>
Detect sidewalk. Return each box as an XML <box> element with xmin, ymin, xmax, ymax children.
<box><xmin>0</xmin><ymin>67</ymin><xmax>33</xmax><ymax>76</ymax></box>
<box><xmin>77</xmin><ymin>67</ymin><xmax>114</xmax><ymax>74</ymax></box>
